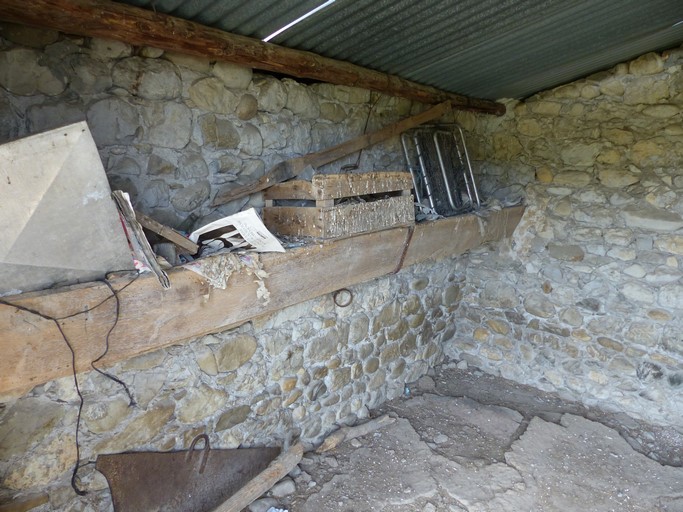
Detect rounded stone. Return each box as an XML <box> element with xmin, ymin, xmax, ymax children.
<box><xmin>236</xmin><ymin>94</ymin><xmax>259</xmax><ymax>120</ymax></box>
<box><xmin>253</xmin><ymin>76</ymin><xmax>287</xmax><ymax>113</ymax></box>
<box><xmin>190</xmin><ymin>77</ymin><xmax>239</xmax><ymax>114</ymax></box>
<box><xmin>89</xmin><ymin>38</ymin><xmax>132</xmax><ymax>60</ymax></box>
<box><xmin>364</xmin><ymin>357</ymin><xmax>380</xmax><ymax>374</ymax></box>
<box><xmin>628</xmin><ymin>52</ymin><xmax>664</xmax><ymax>75</ymax></box>
<box><xmin>0</xmin><ymin>48</ymin><xmax>65</xmax><ymax>96</ymax></box>
<box><xmin>647</xmin><ymin>309</ymin><xmax>672</xmax><ymax>322</ymax></box>
<box><xmin>0</xmin><ymin>22</ymin><xmax>59</xmax><ymax>48</ymax></box>
<box><xmin>200</xmin><ymin>115</ymin><xmax>240</xmax><ymax>149</ymax></box>
<box><xmin>320</xmin><ymin>102</ymin><xmax>346</xmax><ymax>122</ymax></box>
<box><xmin>487</xmin><ymin>319</ymin><xmax>510</xmax><ymax>335</ymax></box>
<box><xmin>215</xmin><ymin>334</ymin><xmax>258</xmax><ymax>372</ymax></box>
<box><xmin>140</xmin><ymin>180</ymin><xmax>170</xmax><ymax>208</ymax></box>
<box><xmin>215</xmin><ymin>405</ymin><xmax>251</xmax><ymax>431</ymax></box>
<box><xmin>112</xmin><ymin>57</ymin><xmax>181</xmax><ymax>100</ymax></box>
<box><xmin>164</xmin><ymin>51</ymin><xmax>211</xmax><ymax>72</ymax></box>
<box><xmin>171</xmin><ymin>181</ymin><xmax>211</xmax><ymax>212</ymax></box>
<box><xmin>536</xmin><ymin>166</ymin><xmax>554</xmax><ymax>183</ymax></box>
<box><xmin>284</xmin><ymin>79</ymin><xmax>320</xmax><ymax>119</ymax></box>
<box><xmin>524</xmin><ymin>293</ymin><xmax>556</xmax><ymax>318</ymax></box>
<box><xmin>212</xmin><ymin>61</ymin><xmax>253</xmax><ymax>89</ymax></box>
<box><xmin>556</xmin><ymin>169</ymin><xmax>594</xmax><ymax>191</ymax></box>
<box><xmin>239</xmin><ymin>123</ymin><xmax>264</xmax><ymax>156</ymax></box>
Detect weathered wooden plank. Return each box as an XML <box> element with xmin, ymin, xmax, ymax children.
<box><xmin>263</xmin><ymin>180</ymin><xmax>316</xmax><ymax>201</ymax></box>
<box><xmin>0</xmin><ymin>228</ymin><xmax>408</xmax><ymax>394</ymax></box>
<box><xmin>263</xmin><ymin>172</ymin><xmax>413</xmax><ymax>202</ymax></box>
<box><xmin>263</xmin><ymin>206</ymin><xmax>322</xmax><ymax>237</ymax></box>
<box><xmin>403</xmin><ymin>205</ymin><xmax>525</xmax><ymax>266</ymax></box>
<box><xmin>0</xmin><ymin>207</ymin><xmax>523</xmax><ymax>395</ymax></box>
<box><xmin>134</xmin><ymin>210</ymin><xmax>199</xmax><ymax>254</ymax></box>
<box><xmin>212</xmin><ymin>102</ymin><xmax>450</xmax><ymax>206</ymax></box>
<box><xmin>309</xmin><ymin>172</ymin><xmax>413</xmax><ymax>200</ymax></box>
<box><xmin>0</xmin><ymin>0</ymin><xmax>505</xmax><ymax>115</ymax></box>
<box><xmin>264</xmin><ymin>196</ymin><xmax>414</xmax><ymax>239</ymax></box>
<box><xmin>212</xmin><ymin>443</ymin><xmax>304</xmax><ymax>512</ymax></box>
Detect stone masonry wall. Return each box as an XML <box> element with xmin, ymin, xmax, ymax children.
<box><xmin>0</xmin><ymin>259</ymin><xmax>461</xmax><ymax>509</ymax></box>
<box><xmin>447</xmin><ymin>45</ymin><xmax>683</xmax><ymax>427</ymax></box>
<box><xmin>0</xmin><ymin>21</ymin><xmax>465</xmax><ymax>509</ymax></box>
<box><xmin>0</xmin><ymin>22</ymin><xmax>466</xmax><ymax>509</ymax></box>
<box><xmin>0</xmin><ymin>23</ymin><xmax>411</xmax><ymax>229</ymax></box>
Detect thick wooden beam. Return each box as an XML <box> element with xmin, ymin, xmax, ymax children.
<box><xmin>0</xmin><ymin>207</ymin><xmax>523</xmax><ymax>395</ymax></box>
<box><xmin>0</xmin><ymin>0</ymin><xmax>505</xmax><ymax>115</ymax></box>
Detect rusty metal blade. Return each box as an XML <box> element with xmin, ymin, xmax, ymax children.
<box><xmin>96</xmin><ymin>443</ymin><xmax>280</xmax><ymax>512</ymax></box>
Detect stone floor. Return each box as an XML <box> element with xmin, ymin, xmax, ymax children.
<box><xmin>252</xmin><ymin>363</ymin><xmax>683</xmax><ymax>512</ymax></box>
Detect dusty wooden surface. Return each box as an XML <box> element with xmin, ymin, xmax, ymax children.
<box><xmin>0</xmin><ymin>0</ymin><xmax>506</xmax><ymax>114</ymax></box>
<box><xmin>264</xmin><ymin>172</ymin><xmax>413</xmax><ymax>201</ymax></box>
<box><xmin>0</xmin><ymin>207</ymin><xmax>524</xmax><ymax>395</ymax></box>
<box><xmin>264</xmin><ymin>196</ymin><xmax>414</xmax><ymax>239</ymax></box>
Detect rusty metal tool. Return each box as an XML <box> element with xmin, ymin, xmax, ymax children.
<box><xmin>96</xmin><ymin>434</ymin><xmax>280</xmax><ymax>512</ymax></box>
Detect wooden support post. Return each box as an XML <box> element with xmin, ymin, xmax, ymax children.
<box><xmin>0</xmin><ymin>0</ymin><xmax>505</xmax><ymax>114</ymax></box>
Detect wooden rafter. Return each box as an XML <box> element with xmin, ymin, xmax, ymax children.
<box><xmin>0</xmin><ymin>0</ymin><xmax>505</xmax><ymax>115</ymax></box>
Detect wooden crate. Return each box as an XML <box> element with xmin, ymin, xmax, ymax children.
<box><xmin>263</xmin><ymin>172</ymin><xmax>415</xmax><ymax>239</ymax></box>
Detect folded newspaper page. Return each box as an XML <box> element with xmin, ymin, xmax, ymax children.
<box><xmin>189</xmin><ymin>208</ymin><xmax>285</xmax><ymax>255</ymax></box>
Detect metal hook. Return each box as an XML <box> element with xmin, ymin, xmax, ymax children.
<box><xmin>186</xmin><ymin>433</ymin><xmax>210</xmax><ymax>474</ymax></box>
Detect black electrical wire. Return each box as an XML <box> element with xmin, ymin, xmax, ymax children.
<box><xmin>0</xmin><ymin>272</ymin><xmax>140</xmax><ymax>495</ymax></box>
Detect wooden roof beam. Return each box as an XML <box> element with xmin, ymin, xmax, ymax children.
<box><xmin>0</xmin><ymin>0</ymin><xmax>505</xmax><ymax>115</ymax></box>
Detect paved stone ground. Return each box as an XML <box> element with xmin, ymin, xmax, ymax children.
<box><xmin>252</xmin><ymin>363</ymin><xmax>683</xmax><ymax>512</ymax></box>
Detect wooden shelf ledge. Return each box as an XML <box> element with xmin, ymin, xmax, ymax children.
<box><xmin>0</xmin><ymin>206</ymin><xmax>524</xmax><ymax>395</ymax></box>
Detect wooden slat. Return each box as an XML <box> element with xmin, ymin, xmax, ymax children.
<box><xmin>0</xmin><ymin>0</ymin><xmax>505</xmax><ymax>115</ymax></box>
<box><xmin>134</xmin><ymin>210</ymin><xmax>199</xmax><ymax>254</ymax></box>
<box><xmin>403</xmin><ymin>205</ymin><xmax>525</xmax><ymax>266</ymax></box>
<box><xmin>263</xmin><ymin>206</ymin><xmax>322</xmax><ymax>237</ymax></box>
<box><xmin>262</xmin><ymin>180</ymin><xmax>316</xmax><ymax>201</ymax></box>
<box><xmin>212</xmin><ymin>102</ymin><xmax>450</xmax><ymax>206</ymax></box>
<box><xmin>0</xmin><ymin>207</ymin><xmax>524</xmax><ymax>395</ymax></box>
<box><xmin>263</xmin><ymin>196</ymin><xmax>414</xmax><ymax>239</ymax></box>
<box><xmin>310</xmin><ymin>172</ymin><xmax>412</xmax><ymax>200</ymax></box>
<box><xmin>263</xmin><ymin>172</ymin><xmax>413</xmax><ymax>201</ymax></box>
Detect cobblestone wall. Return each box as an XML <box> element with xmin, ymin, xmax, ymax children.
<box><xmin>0</xmin><ymin>24</ymin><xmax>410</xmax><ymax>229</ymax></box>
<box><xmin>447</xmin><ymin>46</ymin><xmax>683</xmax><ymax>427</ymax></box>
<box><xmin>0</xmin><ymin>23</ymin><xmax>465</xmax><ymax>508</ymax></box>
<box><xmin>0</xmin><ymin>259</ymin><xmax>461</xmax><ymax>509</ymax></box>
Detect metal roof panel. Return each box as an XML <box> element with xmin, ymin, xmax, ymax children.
<box><xmin>115</xmin><ymin>0</ymin><xmax>683</xmax><ymax>99</ymax></box>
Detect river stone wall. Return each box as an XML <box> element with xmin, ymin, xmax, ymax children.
<box><xmin>447</xmin><ymin>45</ymin><xmax>683</xmax><ymax>427</ymax></box>
<box><xmin>0</xmin><ymin>259</ymin><xmax>461</xmax><ymax>509</ymax></box>
<box><xmin>0</xmin><ymin>24</ymin><xmax>457</xmax><ymax>509</ymax></box>
<box><xmin>0</xmin><ymin>23</ymin><xmax>410</xmax><ymax>230</ymax></box>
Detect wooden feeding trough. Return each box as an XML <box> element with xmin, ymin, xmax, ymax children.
<box><xmin>263</xmin><ymin>171</ymin><xmax>415</xmax><ymax>239</ymax></box>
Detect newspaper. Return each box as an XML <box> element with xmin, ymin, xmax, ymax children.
<box><xmin>189</xmin><ymin>208</ymin><xmax>285</xmax><ymax>256</ymax></box>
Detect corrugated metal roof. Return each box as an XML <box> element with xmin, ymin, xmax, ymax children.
<box><xmin>116</xmin><ymin>0</ymin><xmax>683</xmax><ymax>99</ymax></box>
